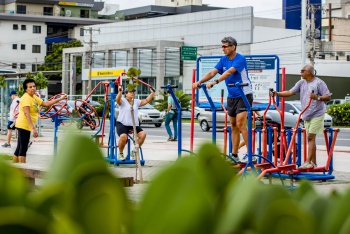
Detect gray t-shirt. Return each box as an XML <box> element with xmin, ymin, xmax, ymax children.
<box><xmin>290</xmin><ymin>77</ymin><xmax>331</xmax><ymax>121</ymax></box>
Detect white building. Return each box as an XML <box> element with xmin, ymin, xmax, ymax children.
<box><xmin>0</xmin><ymin>0</ymin><xmax>115</xmax><ymax>74</ymax></box>
<box><xmin>62</xmin><ymin>5</ymin><xmax>350</xmax><ymax>99</ymax></box>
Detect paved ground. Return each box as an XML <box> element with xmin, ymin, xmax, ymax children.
<box><xmin>1</xmin><ymin>128</ymin><xmax>350</xmax><ymax>203</ymax></box>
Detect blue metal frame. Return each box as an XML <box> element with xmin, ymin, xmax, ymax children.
<box><xmin>163</xmin><ymin>84</ymin><xmax>196</xmax><ymax>157</ymax></box>
<box><xmin>199</xmin><ymin>84</ymin><xmax>218</xmax><ymax>144</ymax></box>
<box><xmin>103</xmin><ymin>82</ymin><xmax>145</xmax><ymax>165</ymax></box>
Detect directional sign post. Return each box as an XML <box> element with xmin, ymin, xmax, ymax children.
<box><xmin>181</xmin><ymin>46</ymin><xmax>197</xmax><ymax>61</ymax></box>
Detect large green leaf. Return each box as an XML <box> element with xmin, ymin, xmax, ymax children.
<box><xmin>134</xmin><ymin>156</ymin><xmax>216</xmax><ymax>234</ymax></box>
<box><xmin>0</xmin><ymin>161</ymin><xmax>28</xmax><ymax>207</ymax></box>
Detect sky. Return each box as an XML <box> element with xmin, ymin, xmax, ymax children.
<box><xmin>105</xmin><ymin>0</ymin><xmax>283</xmax><ymax>19</ymax></box>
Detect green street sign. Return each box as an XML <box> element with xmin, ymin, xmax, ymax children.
<box><xmin>181</xmin><ymin>46</ymin><xmax>197</xmax><ymax>61</ymax></box>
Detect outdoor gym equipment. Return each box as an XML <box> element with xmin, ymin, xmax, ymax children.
<box><xmin>99</xmin><ymin>74</ymin><xmax>157</xmax><ymax>166</ymax></box>
<box><xmin>197</xmin><ymin>83</ymin><xmax>223</xmax><ymax>144</ymax></box>
<box><xmin>257</xmin><ymin>90</ymin><xmax>339</xmax><ymax>181</ymax></box>
<box><xmin>161</xmin><ymin>84</ymin><xmax>193</xmax><ymax>157</ymax></box>
<box><xmin>39</xmin><ymin>93</ymin><xmax>68</xmax><ymax>119</ymax></box>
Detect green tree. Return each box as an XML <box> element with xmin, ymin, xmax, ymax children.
<box><xmin>0</xmin><ymin>76</ymin><xmax>6</xmax><ymax>88</ymax></box>
<box><xmin>153</xmin><ymin>90</ymin><xmax>191</xmax><ymax>111</ymax></box>
<box><xmin>16</xmin><ymin>72</ymin><xmax>49</xmax><ymax>97</ymax></box>
<box><xmin>37</xmin><ymin>40</ymin><xmax>83</xmax><ymax>79</ymax></box>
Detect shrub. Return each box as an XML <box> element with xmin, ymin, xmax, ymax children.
<box><xmin>327</xmin><ymin>102</ymin><xmax>350</xmax><ymax>126</ymax></box>
<box><xmin>153</xmin><ymin>90</ymin><xmax>191</xmax><ymax>111</ymax></box>
<box><xmin>1</xmin><ymin>134</ymin><xmax>350</xmax><ymax>233</ymax></box>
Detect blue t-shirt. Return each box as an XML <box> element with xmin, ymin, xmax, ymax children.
<box><xmin>214</xmin><ymin>53</ymin><xmax>253</xmax><ymax>98</ymax></box>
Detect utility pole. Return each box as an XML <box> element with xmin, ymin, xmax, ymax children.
<box><xmin>307</xmin><ymin>4</ymin><xmax>322</xmax><ymax>67</ymax></box>
<box><xmin>301</xmin><ymin>0</ymin><xmax>307</xmax><ymax>66</ymax></box>
<box><xmin>328</xmin><ymin>3</ymin><xmax>332</xmax><ymax>42</ymax></box>
<box><xmin>309</xmin><ymin>4</ymin><xmax>316</xmax><ymax>66</ymax></box>
<box><xmin>83</xmin><ymin>27</ymin><xmax>99</xmax><ymax>94</ymax></box>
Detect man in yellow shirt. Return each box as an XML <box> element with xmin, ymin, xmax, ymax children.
<box><xmin>14</xmin><ymin>79</ymin><xmax>67</xmax><ymax>163</ymax></box>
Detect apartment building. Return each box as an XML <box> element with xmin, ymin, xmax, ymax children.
<box><xmin>321</xmin><ymin>0</ymin><xmax>350</xmax><ymax>61</ymax></box>
<box><xmin>0</xmin><ymin>0</ymin><xmax>115</xmax><ymax>74</ymax></box>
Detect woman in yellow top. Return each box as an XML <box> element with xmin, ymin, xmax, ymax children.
<box><xmin>14</xmin><ymin>79</ymin><xmax>67</xmax><ymax>163</ymax></box>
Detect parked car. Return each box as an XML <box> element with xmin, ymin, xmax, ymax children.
<box><xmin>160</xmin><ymin>108</ymin><xmax>200</xmax><ymax>119</ymax></box>
<box><xmin>326</xmin><ymin>99</ymin><xmax>348</xmax><ymax>106</ymax></box>
<box><xmin>66</xmin><ymin>100</ymin><xmax>100</xmax><ymax>130</ymax></box>
<box><xmin>197</xmin><ymin>109</ymin><xmax>275</xmax><ymax>132</ymax></box>
<box><xmin>114</xmin><ymin>103</ymin><xmax>164</xmax><ymax>127</ymax></box>
<box><xmin>197</xmin><ymin>100</ymin><xmax>333</xmax><ymax>131</ymax></box>
<box><xmin>264</xmin><ymin>100</ymin><xmax>333</xmax><ymax>129</ymax></box>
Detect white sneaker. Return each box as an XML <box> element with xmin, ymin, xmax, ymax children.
<box><xmin>118</xmin><ymin>153</ymin><xmax>126</xmax><ymax>161</ymax></box>
<box><xmin>239</xmin><ymin>154</ymin><xmax>257</xmax><ymax>164</ymax></box>
<box><xmin>299</xmin><ymin>161</ymin><xmax>315</xmax><ymax>169</ymax></box>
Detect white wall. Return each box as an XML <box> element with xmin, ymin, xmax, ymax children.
<box><xmin>0</xmin><ymin>21</ymin><xmax>46</xmax><ymax>71</ymax></box>
<box><xmin>75</xmin><ymin>6</ymin><xmax>350</xmax><ymax>93</ymax></box>
<box><xmin>155</xmin><ymin>0</ymin><xmax>202</xmax><ymax>7</ymax></box>
<box><xmin>88</xmin><ymin>7</ymin><xmax>254</xmax><ymax>47</ymax></box>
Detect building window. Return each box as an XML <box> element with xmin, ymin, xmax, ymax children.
<box><xmin>32</xmin><ymin>45</ymin><xmax>41</xmax><ymax>53</ymax></box>
<box><xmin>80</xmin><ymin>10</ymin><xmax>89</xmax><ymax>18</ymax></box>
<box><xmin>12</xmin><ymin>44</ymin><xmax>17</xmax><ymax>50</ymax></box>
<box><xmin>47</xmin><ymin>44</ymin><xmax>53</xmax><ymax>53</ymax></box>
<box><xmin>21</xmin><ymin>25</ymin><xmax>26</xmax><ymax>30</ymax></box>
<box><xmin>43</xmin><ymin>7</ymin><xmax>53</xmax><ymax>16</ymax></box>
<box><xmin>13</xmin><ymin>24</ymin><xmax>18</xmax><ymax>30</ymax></box>
<box><xmin>80</xmin><ymin>28</ymin><xmax>84</xmax><ymax>36</ymax></box>
<box><xmin>21</xmin><ymin>44</ymin><xmax>25</xmax><ymax>50</ymax></box>
<box><xmin>17</xmin><ymin>5</ymin><xmax>26</xmax><ymax>14</ymax></box>
<box><xmin>20</xmin><ymin>64</ymin><xmax>26</xmax><ymax>69</ymax></box>
<box><xmin>33</xmin><ymin>25</ymin><xmax>41</xmax><ymax>34</ymax></box>
<box><xmin>12</xmin><ymin>63</ymin><xmax>17</xmax><ymax>69</ymax></box>
<box><xmin>32</xmin><ymin>64</ymin><xmax>36</xmax><ymax>72</ymax></box>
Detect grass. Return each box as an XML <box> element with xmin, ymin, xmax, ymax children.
<box><xmin>181</xmin><ymin>119</ymin><xmax>199</xmax><ymax>124</ymax></box>
<box><xmin>0</xmin><ymin>154</ymin><xmax>13</xmax><ymax>160</ymax></box>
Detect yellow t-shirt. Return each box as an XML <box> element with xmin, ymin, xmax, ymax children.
<box><xmin>15</xmin><ymin>93</ymin><xmax>43</xmax><ymax>131</ymax></box>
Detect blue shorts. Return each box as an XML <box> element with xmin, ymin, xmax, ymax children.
<box><xmin>7</xmin><ymin>121</ymin><xmax>16</xmax><ymax>130</ymax></box>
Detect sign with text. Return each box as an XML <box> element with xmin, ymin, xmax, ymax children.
<box><xmin>82</xmin><ymin>68</ymin><xmax>125</xmax><ymax>81</ymax></box>
<box><xmin>181</xmin><ymin>46</ymin><xmax>197</xmax><ymax>61</ymax></box>
<box><xmin>196</xmin><ymin>55</ymin><xmax>279</xmax><ymax>105</ymax></box>
<box><xmin>247</xmin><ymin>58</ymin><xmax>277</xmax><ymax>102</ymax></box>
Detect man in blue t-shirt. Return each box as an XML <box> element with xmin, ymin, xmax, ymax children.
<box><xmin>193</xmin><ymin>36</ymin><xmax>254</xmax><ymax>163</ymax></box>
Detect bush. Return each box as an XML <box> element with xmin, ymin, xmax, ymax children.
<box><xmin>153</xmin><ymin>90</ymin><xmax>191</xmax><ymax>111</ymax></box>
<box><xmin>2</xmin><ymin>134</ymin><xmax>350</xmax><ymax>233</ymax></box>
<box><xmin>327</xmin><ymin>102</ymin><xmax>350</xmax><ymax>126</ymax></box>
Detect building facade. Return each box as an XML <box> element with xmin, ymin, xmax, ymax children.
<box><xmin>62</xmin><ymin>5</ymin><xmax>350</xmax><ymax>99</ymax></box>
<box><xmin>0</xmin><ymin>0</ymin><xmax>115</xmax><ymax>73</ymax></box>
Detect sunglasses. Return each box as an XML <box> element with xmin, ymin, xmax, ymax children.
<box><xmin>300</xmin><ymin>70</ymin><xmax>306</xmax><ymax>73</ymax></box>
<box><xmin>221</xmin><ymin>45</ymin><xmax>232</xmax><ymax>49</ymax></box>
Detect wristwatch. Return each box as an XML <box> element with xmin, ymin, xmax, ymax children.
<box><xmin>317</xmin><ymin>96</ymin><xmax>321</xmax><ymax>101</ymax></box>
<box><xmin>214</xmin><ymin>79</ymin><xmax>219</xmax><ymax>84</ymax></box>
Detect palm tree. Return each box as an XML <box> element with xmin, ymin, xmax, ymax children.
<box><xmin>153</xmin><ymin>90</ymin><xmax>191</xmax><ymax>111</ymax></box>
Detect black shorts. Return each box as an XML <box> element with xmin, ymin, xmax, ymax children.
<box><xmin>227</xmin><ymin>94</ymin><xmax>253</xmax><ymax>117</ymax></box>
<box><xmin>116</xmin><ymin>121</ymin><xmax>143</xmax><ymax>136</ymax></box>
<box><xmin>7</xmin><ymin>121</ymin><xmax>16</xmax><ymax>130</ymax></box>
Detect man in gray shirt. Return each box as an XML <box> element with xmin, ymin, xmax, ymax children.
<box><xmin>270</xmin><ymin>64</ymin><xmax>331</xmax><ymax>169</ymax></box>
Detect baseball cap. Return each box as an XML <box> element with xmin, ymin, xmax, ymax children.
<box><xmin>9</xmin><ymin>90</ymin><xmax>17</xmax><ymax>97</ymax></box>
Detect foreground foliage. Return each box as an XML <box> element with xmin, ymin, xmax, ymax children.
<box><xmin>0</xmin><ymin>134</ymin><xmax>349</xmax><ymax>233</ymax></box>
